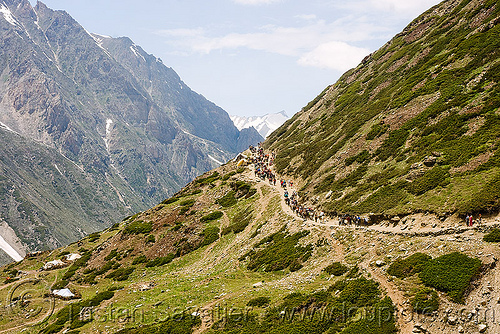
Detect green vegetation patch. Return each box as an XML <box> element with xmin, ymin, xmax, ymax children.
<box><xmin>221</xmin><ymin>171</ymin><xmax>237</xmax><ymax>181</ymax></box>
<box><xmin>411</xmin><ymin>288</ymin><xmax>439</xmax><ymax>314</ymax></box>
<box><xmin>323</xmin><ymin>262</ymin><xmax>349</xmax><ymax>276</ymax></box>
<box><xmin>458</xmin><ymin>173</ymin><xmax>500</xmax><ymax>215</ymax></box>
<box><xmin>366</xmin><ymin>123</ymin><xmax>389</xmax><ymax>140</ymax></box>
<box><xmin>145</xmin><ymin>254</ymin><xmax>175</xmax><ymax>267</ymax></box>
<box><xmin>375</xmin><ymin>129</ymin><xmax>409</xmax><ymax>161</ymax></box>
<box><xmin>199</xmin><ymin>226</ymin><xmax>220</xmax><ymax>248</ymax></box>
<box><xmin>352</xmin><ymin>183</ymin><xmax>407</xmax><ymax>213</ymax></box>
<box><xmin>62</xmin><ymin>251</ymin><xmax>92</xmax><ymax>281</ymax></box>
<box><xmin>105</xmin><ymin>267</ymin><xmax>135</xmax><ymax>281</ymax></box>
<box><xmin>210</xmin><ymin>277</ymin><xmax>396</xmax><ymax>334</ymax></box>
<box><xmin>161</xmin><ymin>197</ymin><xmax>179</xmax><ymax>205</ymax></box>
<box><xmin>387</xmin><ymin>252</ymin><xmax>432</xmax><ymax>278</ymax></box>
<box><xmin>116</xmin><ymin>316</ymin><xmax>200</xmax><ymax>334</ymax></box>
<box><xmin>241</xmin><ymin>230</ymin><xmax>312</xmax><ymax>272</ymax></box>
<box><xmin>217</xmin><ymin>191</ymin><xmax>237</xmax><ymax>207</ymax></box>
<box><xmin>247</xmin><ymin>296</ymin><xmax>271</xmax><ymax>308</ymax></box>
<box><xmin>104</xmin><ymin>249</ymin><xmax>119</xmax><ymax>261</ymax></box>
<box><xmin>201</xmin><ymin>211</ymin><xmax>223</xmax><ymax>223</ymax></box>
<box><xmin>484</xmin><ymin>228</ymin><xmax>500</xmax><ymax>242</ymax></box>
<box><xmin>340</xmin><ymin>297</ymin><xmax>396</xmax><ymax>334</ymax></box>
<box><xmin>195</xmin><ymin>171</ymin><xmax>220</xmax><ymax>185</ymax></box>
<box><xmin>231</xmin><ymin>180</ymin><xmax>257</xmax><ymax>199</ymax></box>
<box><xmin>419</xmin><ymin>252</ymin><xmax>482</xmax><ymax>303</ymax></box>
<box><xmin>316</xmin><ymin>164</ymin><xmax>368</xmax><ymax>194</ymax></box>
<box><xmin>132</xmin><ymin>254</ymin><xmax>148</xmax><ymax>265</ymax></box>
<box><xmin>179</xmin><ymin>199</ymin><xmax>196</xmax><ymax>207</ymax></box>
<box><xmin>123</xmin><ymin>220</ymin><xmax>153</xmax><ymax>235</ymax></box>
<box><xmin>407</xmin><ymin>166</ymin><xmax>450</xmax><ymax>195</ymax></box>
<box><xmin>345</xmin><ymin>150</ymin><xmax>371</xmax><ymax>166</ymax></box>
<box><xmin>87</xmin><ymin>232</ymin><xmax>100</xmax><ymax>242</ymax></box>
<box><xmin>222</xmin><ymin>206</ymin><xmax>253</xmax><ymax>235</ymax></box>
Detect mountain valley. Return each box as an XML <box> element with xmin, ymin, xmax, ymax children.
<box><xmin>0</xmin><ymin>0</ymin><xmax>262</xmax><ymax>261</ymax></box>
<box><xmin>0</xmin><ymin>0</ymin><xmax>499</xmax><ymax>333</ymax></box>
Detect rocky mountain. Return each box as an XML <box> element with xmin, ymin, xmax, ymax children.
<box><xmin>230</xmin><ymin>110</ymin><xmax>289</xmax><ymax>138</ymax></box>
<box><xmin>0</xmin><ymin>0</ymin><xmax>262</xmax><ymax>262</ymax></box>
<box><xmin>266</xmin><ymin>0</ymin><xmax>500</xmax><ymax>218</ymax></box>
<box><xmin>1</xmin><ymin>1</ymin><xmax>500</xmax><ymax>334</ymax></box>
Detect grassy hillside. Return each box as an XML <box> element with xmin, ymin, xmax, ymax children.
<box><xmin>1</xmin><ymin>157</ymin><xmax>498</xmax><ymax>334</ymax></box>
<box><xmin>0</xmin><ymin>160</ymin><xmax>397</xmax><ymax>334</ymax></box>
<box><xmin>265</xmin><ymin>0</ymin><xmax>500</xmax><ymax>217</ymax></box>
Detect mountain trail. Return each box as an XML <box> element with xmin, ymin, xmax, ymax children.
<box><xmin>360</xmin><ymin>246</ymin><xmax>413</xmax><ymax>333</ymax></box>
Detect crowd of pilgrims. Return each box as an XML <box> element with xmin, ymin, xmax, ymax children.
<box><xmin>249</xmin><ymin>144</ymin><xmax>376</xmax><ymax>226</ymax></box>
<box><xmin>250</xmin><ymin>145</ymin><xmax>326</xmax><ymax>223</ymax></box>
<box><xmin>249</xmin><ymin>145</ymin><xmax>483</xmax><ymax>228</ymax></box>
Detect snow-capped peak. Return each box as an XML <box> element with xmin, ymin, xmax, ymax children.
<box><xmin>230</xmin><ymin>111</ymin><xmax>289</xmax><ymax>138</ymax></box>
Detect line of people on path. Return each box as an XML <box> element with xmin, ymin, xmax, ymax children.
<box><xmin>250</xmin><ymin>144</ymin><xmax>325</xmax><ymax>223</ymax></box>
<box><xmin>338</xmin><ymin>214</ymin><xmax>369</xmax><ymax>226</ymax></box>
<box><xmin>250</xmin><ymin>145</ymin><xmax>488</xmax><ymax>230</ymax></box>
<box><xmin>252</xmin><ymin>146</ymin><xmax>277</xmax><ymax>185</ymax></box>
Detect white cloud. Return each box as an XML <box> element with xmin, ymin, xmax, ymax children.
<box><xmin>298</xmin><ymin>41</ymin><xmax>370</xmax><ymax>71</ymax></box>
<box><xmin>367</xmin><ymin>0</ymin><xmax>440</xmax><ymax>14</ymax></box>
<box><xmin>295</xmin><ymin>14</ymin><xmax>317</xmax><ymax>21</ymax></box>
<box><xmin>232</xmin><ymin>0</ymin><xmax>283</xmax><ymax>5</ymax></box>
<box><xmin>333</xmin><ymin>0</ymin><xmax>441</xmax><ymax>18</ymax></box>
<box><xmin>154</xmin><ymin>0</ymin><xmax>437</xmax><ymax>72</ymax></box>
<box><xmin>157</xmin><ymin>28</ymin><xmax>205</xmax><ymax>37</ymax></box>
<box><xmin>157</xmin><ymin>19</ymin><xmax>381</xmax><ymax>58</ymax></box>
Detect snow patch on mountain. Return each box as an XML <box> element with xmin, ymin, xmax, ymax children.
<box><xmin>0</xmin><ymin>234</ymin><xmax>22</xmax><ymax>262</ymax></box>
<box><xmin>0</xmin><ymin>3</ymin><xmax>20</xmax><ymax>27</ymax></box>
<box><xmin>130</xmin><ymin>45</ymin><xmax>146</xmax><ymax>62</ymax></box>
<box><xmin>104</xmin><ymin>119</ymin><xmax>113</xmax><ymax>151</ymax></box>
<box><xmin>230</xmin><ymin>111</ymin><xmax>289</xmax><ymax>138</ymax></box>
<box><xmin>208</xmin><ymin>154</ymin><xmax>224</xmax><ymax>165</ymax></box>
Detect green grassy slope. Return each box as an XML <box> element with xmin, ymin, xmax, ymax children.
<box><xmin>0</xmin><ymin>161</ymin><xmax>398</xmax><ymax>334</ymax></box>
<box><xmin>265</xmin><ymin>0</ymin><xmax>500</xmax><ymax>216</ymax></box>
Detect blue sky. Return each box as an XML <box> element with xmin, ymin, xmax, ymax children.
<box><xmin>28</xmin><ymin>0</ymin><xmax>441</xmax><ymax>116</ymax></box>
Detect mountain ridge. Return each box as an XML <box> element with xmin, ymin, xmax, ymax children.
<box><xmin>0</xmin><ymin>0</ymin><xmax>262</xmax><ymax>262</ymax></box>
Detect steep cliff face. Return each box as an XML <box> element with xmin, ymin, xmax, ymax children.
<box><xmin>266</xmin><ymin>0</ymin><xmax>500</xmax><ymax>217</ymax></box>
<box><xmin>0</xmin><ymin>0</ymin><xmax>262</xmax><ymax>261</ymax></box>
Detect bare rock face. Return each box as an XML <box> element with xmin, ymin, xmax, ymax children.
<box><xmin>0</xmin><ymin>0</ymin><xmax>262</xmax><ymax>263</ymax></box>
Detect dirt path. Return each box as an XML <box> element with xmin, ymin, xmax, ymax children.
<box><xmin>360</xmin><ymin>247</ymin><xmax>413</xmax><ymax>334</ymax></box>
<box><xmin>194</xmin><ymin>154</ymin><xmax>499</xmax><ymax>333</ymax></box>
<box><xmin>249</xmin><ymin>155</ymin><xmax>500</xmax><ymax>237</ymax></box>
